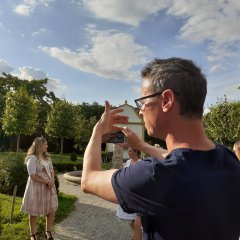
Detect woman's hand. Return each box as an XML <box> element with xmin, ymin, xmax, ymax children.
<box><xmin>46</xmin><ymin>179</ymin><xmax>54</xmax><ymax>188</ymax></box>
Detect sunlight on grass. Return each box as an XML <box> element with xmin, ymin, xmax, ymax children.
<box><xmin>0</xmin><ymin>192</ymin><xmax>77</xmax><ymax>239</ymax></box>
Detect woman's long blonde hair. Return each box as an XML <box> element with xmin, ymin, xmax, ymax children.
<box><xmin>25</xmin><ymin>137</ymin><xmax>50</xmax><ymax>163</ymax></box>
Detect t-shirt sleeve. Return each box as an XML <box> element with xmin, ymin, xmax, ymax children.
<box><xmin>112</xmin><ymin>158</ymin><xmax>156</xmax><ymax>214</ymax></box>
<box><xmin>26</xmin><ymin>156</ymin><xmax>37</xmax><ymax>175</ymax></box>
<box><xmin>111</xmin><ymin>157</ymin><xmax>176</xmax><ymax>216</ymax></box>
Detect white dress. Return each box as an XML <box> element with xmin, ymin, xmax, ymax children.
<box><xmin>116</xmin><ymin>159</ymin><xmax>141</xmax><ymax>221</ymax></box>
<box><xmin>20</xmin><ymin>155</ymin><xmax>58</xmax><ymax>216</ymax></box>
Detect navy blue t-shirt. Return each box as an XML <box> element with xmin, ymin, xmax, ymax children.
<box><xmin>112</xmin><ymin>144</ymin><xmax>240</xmax><ymax>240</ymax></box>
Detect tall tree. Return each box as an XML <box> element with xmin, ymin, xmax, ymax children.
<box><xmin>74</xmin><ymin>116</ymin><xmax>98</xmax><ymax>153</ymax></box>
<box><xmin>0</xmin><ymin>73</ymin><xmax>57</xmax><ymax>103</ymax></box>
<box><xmin>45</xmin><ymin>99</ymin><xmax>76</xmax><ymax>154</ymax></box>
<box><xmin>0</xmin><ymin>73</ymin><xmax>58</xmax><ymax>136</ymax></box>
<box><xmin>204</xmin><ymin>98</ymin><xmax>240</xmax><ymax>148</ymax></box>
<box><xmin>2</xmin><ymin>87</ymin><xmax>38</xmax><ymax>152</ymax></box>
<box><xmin>79</xmin><ymin>102</ymin><xmax>105</xmax><ymax>120</ymax></box>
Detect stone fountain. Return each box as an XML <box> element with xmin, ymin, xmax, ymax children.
<box><xmin>63</xmin><ymin>170</ymin><xmax>82</xmax><ymax>185</ymax></box>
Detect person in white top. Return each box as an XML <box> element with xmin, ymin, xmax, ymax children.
<box><xmin>116</xmin><ymin>148</ymin><xmax>142</xmax><ymax>240</ymax></box>
<box><xmin>21</xmin><ymin>137</ymin><xmax>58</xmax><ymax>240</ymax></box>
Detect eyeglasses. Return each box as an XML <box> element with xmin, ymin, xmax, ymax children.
<box><xmin>134</xmin><ymin>91</ymin><xmax>163</xmax><ymax>110</ymax></box>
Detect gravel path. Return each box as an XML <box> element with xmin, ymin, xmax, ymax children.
<box><xmin>53</xmin><ymin>174</ymin><xmax>132</xmax><ymax>240</ymax></box>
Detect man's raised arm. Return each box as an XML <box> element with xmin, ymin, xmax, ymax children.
<box><xmin>81</xmin><ymin>101</ymin><xmax>128</xmax><ymax>203</ymax></box>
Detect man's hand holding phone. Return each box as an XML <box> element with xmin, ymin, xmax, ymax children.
<box><xmin>102</xmin><ymin>131</ymin><xmax>125</xmax><ymax>143</ymax></box>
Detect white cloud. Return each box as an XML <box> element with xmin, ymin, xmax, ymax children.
<box><xmin>17</xmin><ymin>66</ymin><xmax>66</xmax><ymax>93</ymax></box>
<box><xmin>18</xmin><ymin>66</ymin><xmax>47</xmax><ymax>80</ymax></box>
<box><xmin>14</xmin><ymin>0</ymin><xmax>54</xmax><ymax>16</ymax></box>
<box><xmin>82</xmin><ymin>0</ymin><xmax>170</xmax><ymax>26</ymax></box>
<box><xmin>208</xmin><ymin>64</ymin><xmax>225</xmax><ymax>74</ymax></box>
<box><xmin>167</xmin><ymin>0</ymin><xmax>240</xmax><ymax>63</ymax></box>
<box><xmin>47</xmin><ymin>78</ymin><xmax>66</xmax><ymax>93</ymax></box>
<box><xmin>0</xmin><ymin>59</ymin><xmax>14</xmax><ymax>75</ymax></box>
<box><xmin>81</xmin><ymin>0</ymin><xmax>240</xmax><ymax>64</ymax></box>
<box><xmin>39</xmin><ymin>27</ymin><xmax>149</xmax><ymax>81</ymax></box>
<box><xmin>31</xmin><ymin>28</ymin><xmax>51</xmax><ymax>37</ymax></box>
<box><xmin>14</xmin><ymin>4</ymin><xmax>32</xmax><ymax>16</ymax></box>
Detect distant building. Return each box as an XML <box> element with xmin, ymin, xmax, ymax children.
<box><xmin>106</xmin><ymin>100</ymin><xmax>144</xmax><ymax>161</ymax></box>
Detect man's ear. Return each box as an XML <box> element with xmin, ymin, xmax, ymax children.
<box><xmin>161</xmin><ymin>89</ymin><xmax>175</xmax><ymax>112</ymax></box>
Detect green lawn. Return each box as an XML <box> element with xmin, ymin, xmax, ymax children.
<box><xmin>0</xmin><ymin>192</ymin><xmax>77</xmax><ymax>240</ymax></box>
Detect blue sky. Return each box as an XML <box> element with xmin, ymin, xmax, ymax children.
<box><xmin>0</xmin><ymin>0</ymin><xmax>239</xmax><ymax>110</ymax></box>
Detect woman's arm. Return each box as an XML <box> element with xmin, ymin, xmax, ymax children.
<box><xmin>29</xmin><ymin>174</ymin><xmax>51</xmax><ymax>186</ymax></box>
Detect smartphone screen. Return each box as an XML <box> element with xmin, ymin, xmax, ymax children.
<box><xmin>102</xmin><ymin>131</ymin><xmax>125</xmax><ymax>143</ymax></box>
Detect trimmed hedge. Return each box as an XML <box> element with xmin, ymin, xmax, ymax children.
<box><xmin>70</xmin><ymin>152</ymin><xmax>78</xmax><ymax>162</ymax></box>
<box><xmin>53</xmin><ymin>162</ymin><xmax>83</xmax><ymax>172</ymax></box>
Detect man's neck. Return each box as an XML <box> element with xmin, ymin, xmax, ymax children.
<box><xmin>165</xmin><ymin>119</ymin><xmax>215</xmax><ymax>152</ymax></box>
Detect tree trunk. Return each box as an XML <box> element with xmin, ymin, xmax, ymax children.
<box><xmin>16</xmin><ymin>134</ymin><xmax>20</xmax><ymax>152</ymax></box>
<box><xmin>60</xmin><ymin>137</ymin><xmax>64</xmax><ymax>155</ymax></box>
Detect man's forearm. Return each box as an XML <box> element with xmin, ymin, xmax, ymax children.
<box><xmin>81</xmin><ymin>101</ymin><xmax>127</xmax><ymax>201</ymax></box>
<box><xmin>83</xmin><ymin>126</ymin><xmax>102</xmax><ymax>174</ymax></box>
<box><xmin>81</xmin><ymin>125</ymin><xmax>118</xmax><ymax>202</ymax></box>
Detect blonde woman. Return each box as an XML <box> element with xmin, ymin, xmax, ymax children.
<box><xmin>21</xmin><ymin>137</ymin><xmax>58</xmax><ymax>240</ymax></box>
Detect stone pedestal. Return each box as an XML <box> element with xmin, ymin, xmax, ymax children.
<box><xmin>112</xmin><ymin>144</ymin><xmax>123</xmax><ymax>169</ymax></box>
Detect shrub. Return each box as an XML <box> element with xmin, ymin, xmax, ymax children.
<box><xmin>70</xmin><ymin>152</ymin><xmax>77</xmax><ymax>162</ymax></box>
<box><xmin>0</xmin><ymin>154</ymin><xmax>28</xmax><ymax>197</ymax></box>
<box><xmin>53</xmin><ymin>162</ymin><xmax>83</xmax><ymax>172</ymax></box>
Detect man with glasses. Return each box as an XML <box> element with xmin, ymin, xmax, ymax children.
<box><xmin>82</xmin><ymin>58</ymin><xmax>240</xmax><ymax>240</ymax></box>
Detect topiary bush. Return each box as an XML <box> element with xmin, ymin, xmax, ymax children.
<box><xmin>53</xmin><ymin>162</ymin><xmax>83</xmax><ymax>172</ymax></box>
<box><xmin>70</xmin><ymin>152</ymin><xmax>77</xmax><ymax>162</ymax></box>
<box><xmin>0</xmin><ymin>154</ymin><xmax>28</xmax><ymax>197</ymax></box>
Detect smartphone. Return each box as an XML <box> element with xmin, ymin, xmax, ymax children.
<box><xmin>102</xmin><ymin>131</ymin><xmax>125</xmax><ymax>143</ymax></box>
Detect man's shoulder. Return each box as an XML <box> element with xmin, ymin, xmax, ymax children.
<box><xmin>138</xmin><ymin>156</ymin><xmax>179</xmax><ymax>170</ymax></box>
